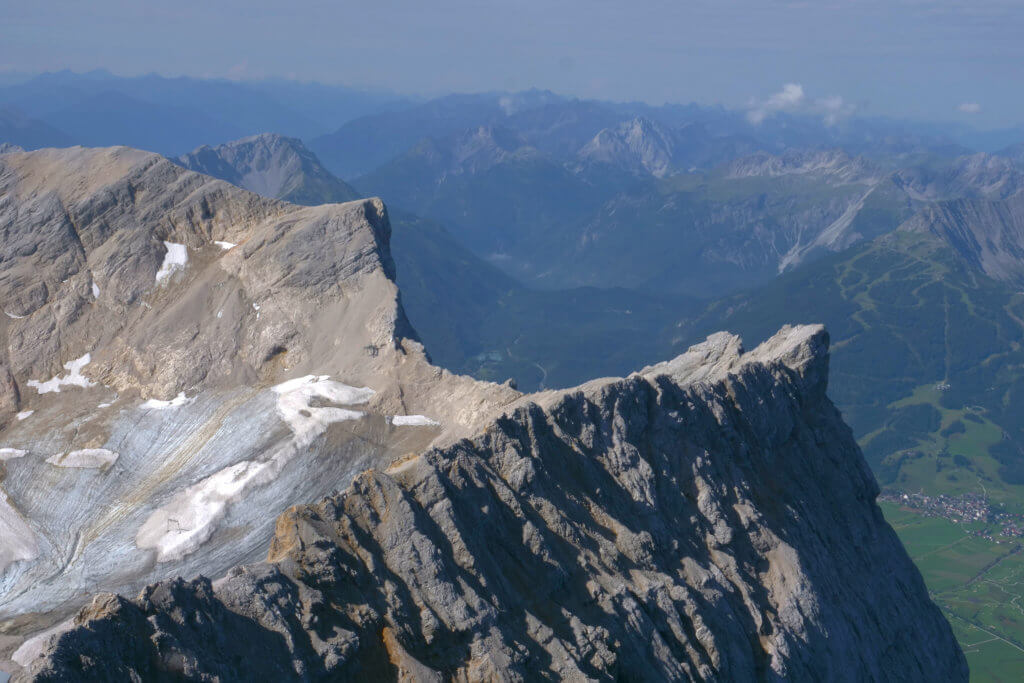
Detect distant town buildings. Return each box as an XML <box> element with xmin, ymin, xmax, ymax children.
<box><xmin>880</xmin><ymin>490</ymin><xmax>1024</xmax><ymax>540</ymax></box>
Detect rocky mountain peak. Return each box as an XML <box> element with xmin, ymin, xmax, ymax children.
<box><xmin>11</xmin><ymin>323</ymin><xmax>966</xmax><ymax>681</ymax></box>
<box><xmin>176</xmin><ymin>133</ymin><xmax>360</xmax><ymax>206</ymax></box>
<box><xmin>577</xmin><ymin>115</ymin><xmax>679</xmax><ymax>177</ymax></box>
<box><xmin>0</xmin><ymin>142</ymin><xmax>970</xmax><ymax>680</ymax></box>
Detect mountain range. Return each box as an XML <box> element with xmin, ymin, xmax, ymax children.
<box><xmin>160</xmin><ymin>130</ymin><xmax>1024</xmax><ymax>474</ymax></box>
<box><xmin>4</xmin><ymin>73</ymin><xmax>1024</xmax><ymax>678</ymax></box>
<box><xmin>0</xmin><ymin>145</ymin><xmax>967</xmax><ymax>679</ymax></box>
<box><xmin>355</xmin><ymin>123</ymin><xmax>1022</xmax><ymax>297</ymax></box>
<box><xmin>0</xmin><ymin>70</ymin><xmax>408</xmax><ymax>155</ymax></box>
<box><xmin>169</xmin><ymin>133</ymin><xmax>694</xmax><ymax>389</ymax></box>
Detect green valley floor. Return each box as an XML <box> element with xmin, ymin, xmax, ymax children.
<box><xmin>882</xmin><ymin>503</ymin><xmax>1024</xmax><ymax>681</ymax></box>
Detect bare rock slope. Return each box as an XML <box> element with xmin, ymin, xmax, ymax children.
<box><xmin>20</xmin><ymin>325</ymin><xmax>966</xmax><ymax>681</ymax></box>
<box><xmin>0</xmin><ymin>146</ymin><xmax>518</xmax><ymax>670</ymax></box>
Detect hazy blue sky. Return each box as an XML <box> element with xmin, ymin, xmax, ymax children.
<box><xmin>2</xmin><ymin>0</ymin><xmax>1022</xmax><ymax>126</ymax></box>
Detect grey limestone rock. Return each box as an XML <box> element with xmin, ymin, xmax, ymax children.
<box><xmin>0</xmin><ymin>146</ymin><xmax>519</xmax><ymax>672</ymax></box>
<box><xmin>22</xmin><ymin>325</ymin><xmax>967</xmax><ymax>681</ymax></box>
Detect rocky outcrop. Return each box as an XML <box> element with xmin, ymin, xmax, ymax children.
<box><xmin>0</xmin><ymin>146</ymin><xmax>519</xmax><ymax>664</ymax></box>
<box><xmin>176</xmin><ymin>133</ymin><xmax>360</xmax><ymax>207</ymax></box>
<box><xmin>20</xmin><ymin>325</ymin><xmax>967</xmax><ymax>681</ymax></box>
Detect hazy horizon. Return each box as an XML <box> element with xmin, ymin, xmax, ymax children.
<box><xmin>3</xmin><ymin>1</ymin><xmax>1023</xmax><ymax>129</ymax></box>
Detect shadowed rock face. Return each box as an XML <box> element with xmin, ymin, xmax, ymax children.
<box><xmin>175</xmin><ymin>133</ymin><xmax>360</xmax><ymax>207</ymax></box>
<box><xmin>20</xmin><ymin>326</ymin><xmax>967</xmax><ymax>681</ymax></box>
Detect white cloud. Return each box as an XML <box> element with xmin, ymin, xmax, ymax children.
<box><xmin>748</xmin><ymin>83</ymin><xmax>805</xmax><ymax>124</ymax></box>
<box><xmin>958</xmin><ymin>102</ymin><xmax>982</xmax><ymax>114</ymax></box>
<box><xmin>748</xmin><ymin>83</ymin><xmax>854</xmax><ymax>126</ymax></box>
<box><xmin>768</xmin><ymin>83</ymin><xmax>805</xmax><ymax>108</ymax></box>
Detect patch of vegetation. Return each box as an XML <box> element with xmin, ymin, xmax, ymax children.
<box><xmin>943</xmin><ymin>420</ymin><xmax>967</xmax><ymax>438</ymax></box>
<box><xmin>990</xmin><ymin>440</ymin><xmax>1024</xmax><ymax>487</ymax></box>
<box><xmin>890</xmin><ymin>403</ymin><xmax>943</xmax><ymax>436</ymax></box>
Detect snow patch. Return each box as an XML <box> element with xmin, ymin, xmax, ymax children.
<box><xmin>0</xmin><ymin>490</ymin><xmax>38</xmax><ymax>574</ymax></box>
<box><xmin>91</xmin><ymin>280</ymin><xmax>100</xmax><ymax>299</ymax></box>
<box><xmin>389</xmin><ymin>415</ymin><xmax>441</xmax><ymax>427</ymax></box>
<box><xmin>4</xmin><ymin>311</ymin><xmax>24</xmax><ymax>319</ymax></box>
<box><xmin>273</xmin><ymin>375</ymin><xmax>374</xmax><ymax>442</ymax></box>
<box><xmin>155</xmin><ymin>241</ymin><xmax>188</xmax><ymax>285</ymax></box>
<box><xmin>142</xmin><ymin>392</ymin><xmax>193</xmax><ymax>410</ymax></box>
<box><xmin>137</xmin><ymin>375</ymin><xmax>375</xmax><ymax>562</ymax></box>
<box><xmin>97</xmin><ymin>402</ymin><xmax>112</xmax><ymax>409</ymax></box>
<box><xmin>46</xmin><ymin>449</ymin><xmax>119</xmax><ymax>469</ymax></box>
<box><xmin>11</xmin><ymin>618</ymin><xmax>75</xmax><ymax>667</ymax></box>
<box><xmin>26</xmin><ymin>354</ymin><xmax>95</xmax><ymax>394</ymax></box>
<box><xmin>0</xmin><ymin>448</ymin><xmax>26</xmax><ymax>461</ymax></box>
<box><xmin>136</xmin><ymin>460</ymin><xmax>268</xmax><ymax>563</ymax></box>
<box><xmin>214</xmin><ymin>241</ymin><xmax>237</xmax><ymax>250</ymax></box>
<box><xmin>16</xmin><ymin>410</ymin><xmax>33</xmax><ymax>421</ymax></box>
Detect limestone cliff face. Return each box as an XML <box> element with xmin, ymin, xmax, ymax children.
<box><xmin>22</xmin><ymin>325</ymin><xmax>967</xmax><ymax>681</ymax></box>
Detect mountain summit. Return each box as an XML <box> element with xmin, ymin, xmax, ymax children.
<box><xmin>176</xmin><ymin>133</ymin><xmax>360</xmax><ymax>206</ymax></box>
<box><xmin>578</xmin><ymin>116</ymin><xmax>680</xmax><ymax>177</ymax></box>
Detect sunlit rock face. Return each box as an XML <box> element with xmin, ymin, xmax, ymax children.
<box><xmin>15</xmin><ymin>324</ymin><xmax>967</xmax><ymax>681</ymax></box>
<box><xmin>0</xmin><ymin>147</ymin><xmax>518</xmax><ymax>668</ymax></box>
